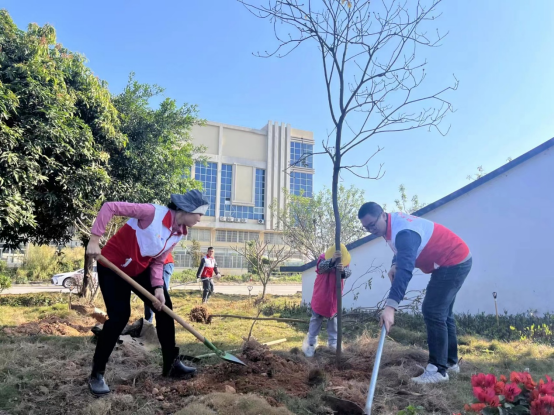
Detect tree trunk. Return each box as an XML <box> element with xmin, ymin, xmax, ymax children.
<box><xmin>261</xmin><ymin>280</ymin><xmax>268</xmax><ymax>300</ymax></box>
<box><xmin>332</xmin><ymin>127</ymin><xmax>343</xmax><ymax>366</ymax></box>
<box><xmin>79</xmin><ymin>240</ymin><xmax>93</xmax><ymax>299</ymax></box>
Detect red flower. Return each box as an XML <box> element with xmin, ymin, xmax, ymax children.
<box><xmin>470</xmin><ymin>403</ymin><xmax>487</xmax><ymax>413</ymax></box>
<box><xmin>524</xmin><ymin>374</ymin><xmax>537</xmax><ymax>390</ymax></box>
<box><xmin>538</xmin><ymin>379</ymin><xmax>554</xmax><ymax>396</ymax></box>
<box><xmin>504</xmin><ymin>383</ymin><xmax>522</xmax><ymax>402</ymax></box>
<box><xmin>531</xmin><ymin>395</ymin><xmax>554</xmax><ymax>415</ymax></box>
<box><xmin>494</xmin><ymin>381</ymin><xmax>505</xmax><ymax>395</ymax></box>
<box><xmin>500</xmin><ymin>375</ymin><xmax>507</xmax><ymax>383</ymax></box>
<box><xmin>511</xmin><ymin>371</ymin><xmax>524</xmax><ymax>384</ymax></box>
<box><xmin>473</xmin><ymin>387</ymin><xmax>500</xmax><ymax>407</ymax></box>
<box><xmin>472</xmin><ymin>373</ymin><xmax>497</xmax><ymax>389</ymax></box>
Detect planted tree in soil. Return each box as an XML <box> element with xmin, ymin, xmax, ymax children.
<box><xmin>240</xmin><ymin>0</ymin><xmax>457</xmax><ymax>362</ymax></box>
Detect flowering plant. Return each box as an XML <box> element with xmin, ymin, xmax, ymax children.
<box><xmin>463</xmin><ymin>372</ymin><xmax>554</xmax><ymax>415</ymax></box>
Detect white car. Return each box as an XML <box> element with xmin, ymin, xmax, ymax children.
<box><xmin>51</xmin><ymin>266</ymin><xmax>97</xmax><ymax>288</ymax></box>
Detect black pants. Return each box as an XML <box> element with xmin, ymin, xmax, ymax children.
<box><xmin>92</xmin><ymin>263</ymin><xmax>176</xmax><ymax>373</ymax></box>
<box><xmin>202</xmin><ymin>278</ymin><xmax>214</xmax><ymax>302</ymax></box>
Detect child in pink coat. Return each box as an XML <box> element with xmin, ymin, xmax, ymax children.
<box><xmin>303</xmin><ymin>250</ymin><xmax>351</xmax><ymax>357</ymax></box>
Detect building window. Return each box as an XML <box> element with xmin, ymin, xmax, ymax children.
<box><xmin>219</xmin><ymin>164</ymin><xmax>265</xmax><ymax>220</ymax></box>
<box><xmin>216</xmin><ymin>230</ymin><xmax>259</xmax><ymax>243</ymax></box>
<box><xmin>264</xmin><ymin>233</ymin><xmax>284</xmax><ymax>245</ymax></box>
<box><xmin>195</xmin><ymin>162</ymin><xmax>217</xmax><ymax>216</ymax></box>
<box><xmin>290</xmin><ymin>172</ymin><xmax>313</xmax><ymax>197</ymax></box>
<box><xmin>213</xmin><ymin>248</ymin><xmax>247</xmax><ymax>269</ymax></box>
<box><xmin>290</xmin><ymin>142</ymin><xmax>314</xmax><ymax>168</ymax></box>
<box><xmin>184</xmin><ymin>228</ymin><xmax>211</xmax><ymax>242</ymax></box>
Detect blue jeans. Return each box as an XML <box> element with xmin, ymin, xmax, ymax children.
<box><xmin>422</xmin><ymin>258</ymin><xmax>472</xmax><ymax>373</ymax></box>
<box><xmin>144</xmin><ymin>263</ymin><xmax>174</xmax><ymax>323</ymax></box>
<box><xmin>308</xmin><ymin>311</ymin><xmax>338</xmax><ymax>346</ymax></box>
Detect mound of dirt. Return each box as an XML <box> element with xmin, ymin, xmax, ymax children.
<box><xmin>190</xmin><ymin>305</ymin><xmax>212</xmax><ymax>324</ymax></box>
<box><xmin>176</xmin><ymin>392</ymin><xmax>292</xmax><ymax>415</ymax></box>
<box><xmin>173</xmin><ymin>338</ymin><xmax>313</xmax><ymax>400</ymax></box>
<box><xmin>172</xmin><ymin>334</ymin><xmax>451</xmax><ymax>414</ymax></box>
<box><xmin>3</xmin><ymin>316</ymin><xmax>92</xmax><ymax>337</ymax></box>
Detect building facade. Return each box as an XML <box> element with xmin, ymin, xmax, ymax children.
<box><xmin>175</xmin><ymin>121</ymin><xmax>315</xmax><ymax>273</ymax></box>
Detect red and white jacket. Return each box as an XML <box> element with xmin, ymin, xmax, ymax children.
<box><xmin>386</xmin><ymin>212</ymin><xmax>470</xmax><ymax>274</ymax></box>
<box><xmin>197</xmin><ymin>255</ymin><xmax>219</xmax><ymax>279</ymax></box>
<box><xmin>93</xmin><ymin>203</ymin><xmax>185</xmax><ymax>286</ymax></box>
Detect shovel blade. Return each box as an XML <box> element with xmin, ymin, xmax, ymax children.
<box><xmin>221</xmin><ymin>351</ymin><xmax>247</xmax><ymax>366</ymax></box>
<box><xmin>323</xmin><ymin>395</ymin><xmax>364</xmax><ymax>415</ymax></box>
<box><xmin>203</xmin><ymin>338</ymin><xmax>247</xmax><ymax>366</ymax></box>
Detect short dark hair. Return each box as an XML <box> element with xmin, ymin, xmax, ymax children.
<box><xmin>358</xmin><ymin>202</ymin><xmax>384</xmax><ymax>219</ymax></box>
<box><xmin>208</xmin><ymin>247</ymin><xmax>214</xmax><ymax>251</ymax></box>
<box><xmin>168</xmin><ymin>201</ymin><xmax>181</xmax><ymax>211</ymax></box>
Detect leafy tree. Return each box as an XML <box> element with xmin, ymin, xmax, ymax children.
<box><xmin>270</xmin><ymin>184</ymin><xmax>366</xmax><ymax>261</ymax></box>
<box><xmin>393</xmin><ymin>184</ymin><xmax>426</xmax><ymax>214</ymax></box>
<box><xmin>190</xmin><ymin>239</ymin><xmax>203</xmax><ymax>269</ymax></box>
<box><xmin>0</xmin><ymin>10</ymin><xmax>125</xmax><ymax>248</ymax></box>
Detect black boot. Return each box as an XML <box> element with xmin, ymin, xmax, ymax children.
<box><xmin>88</xmin><ymin>371</ymin><xmax>110</xmax><ymax>396</ymax></box>
<box><xmin>162</xmin><ymin>347</ymin><xmax>197</xmax><ymax>378</ymax></box>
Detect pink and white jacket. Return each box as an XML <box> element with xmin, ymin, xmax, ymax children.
<box><xmin>91</xmin><ymin>202</ymin><xmax>186</xmax><ymax>287</ymax></box>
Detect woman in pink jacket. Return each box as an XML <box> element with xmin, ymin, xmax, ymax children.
<box><xmin>86</xmin><ymin>190</ymin><xmax>209</xmax><ymax>396</ymax></box>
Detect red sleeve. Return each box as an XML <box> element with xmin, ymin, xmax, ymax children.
<box><xmin>164</xmin><ymin>252</ymin><xmax>174</xmax><ymax>264</ymax></box>
<box><xmin>91</xmin><ymin>202</ymin><xmax>155</xmax><ymax>236</ymax></box>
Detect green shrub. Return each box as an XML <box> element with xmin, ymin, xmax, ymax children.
<box><xmin>14</xmin><ymin>268</ymin><xmax>29</xmax><ymax>284</ymax></box>
<box><xmin>393</xmin><ymin>310</ymin><xmax>554</xmax><ymax>346</ymax></box>
<box><xmin>172</xmin><ymin>269</ymin><xmax>197</xmax><ymax>283</ymax></box>
<box><xmin>0</xmin><ymin>274</ymin><xmax>11</xmax><ymax>293</ymax></box>
<box><xmin>0</xmin><ymin>293</ymin><xmax>66</xmax><ymax>307</ymax></box>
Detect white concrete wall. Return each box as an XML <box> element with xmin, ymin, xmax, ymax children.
<box><xmin>302</xmin><ymin>146</ymin><xmax>554</xmax><ymax>315</ymax></box>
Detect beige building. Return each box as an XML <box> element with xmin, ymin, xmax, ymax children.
<box><xmin>175</xmin><ymin>121</ymin><xmax>315</xmax><ymax>274</ymax></box>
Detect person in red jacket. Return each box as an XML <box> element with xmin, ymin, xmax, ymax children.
<box><xmin>144</xmin><ymin>251</ymin><xmax>174</xmax><ymax>323</ymax></box>
<box><xmin>358</xmin><ymin>202</ymin><xmax>472</xmax><ymax>384</ymax></box>
<box><xmin>302</xmin><ymin>246</ymin><xmax>351</xmax><ymax>357</ymax></box>
<box><xmin>86</xmin><ymin>190</ymin><xmax>209</xmax><ymax>396</ymax></box>
<box><xmin>196</xmin><ymin>247</ymin><xmax>220</xmax><ymax>303</ymax></box>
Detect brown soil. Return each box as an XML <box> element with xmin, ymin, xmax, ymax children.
<box><xmin>2</xmin><ymin>316</ymin><xmax>93</xmax><ymax>337</ymax></box>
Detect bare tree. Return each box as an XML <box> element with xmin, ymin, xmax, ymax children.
<box><xmin>239</xmin><ymin>0</ymin><xmax>457</xmax><ymax>361</ymax></box>
<box><xmin>232</xmin><ymin>239</ymin><xmax>295</xmax><ymax>300</ymax></box>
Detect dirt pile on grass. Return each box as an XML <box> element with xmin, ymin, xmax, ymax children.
<box><xmin>176</xmin><ymin>392</ymin><xmax>292</xmax><ymax>415</ymax></box>
<box><xmin>174</xmin><ymin>338</ymin><xmax>312</xmax><ymax>399</ymax></box>
<box><xmin>2</xmin><ymin>316</ymin><xmax>92</xmax><ymax>337</ymax></box>
<box><xmin>190</xmin><ymin>305</ymin><xmax>212</xmax><ymax>324</ymax></box>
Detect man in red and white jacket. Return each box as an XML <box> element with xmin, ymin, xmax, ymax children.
<box><xmin>196</xmin><ymin>247</ymin><xmax>220</xmax><ymax>303</ymax></box>
<box><xmin>358</xmin><ymin>202</ymin><xmax>472</xmax><ymax>385</ymax></box>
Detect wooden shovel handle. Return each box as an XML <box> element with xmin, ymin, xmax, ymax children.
<box><xmin>98</xmin><ymin>255</ymin><xmax>205</xmax><ymax>342</ymax></box>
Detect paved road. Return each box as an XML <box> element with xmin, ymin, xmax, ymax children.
<box><xmin>3</xmin><ymin>283</ymin><xmax>302</xmax><ymax>296</ymax></box>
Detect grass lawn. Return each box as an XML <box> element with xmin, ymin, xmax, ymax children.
<box><xmin>0</xmin><ymin>290</ymin><xmax>553</xmax><ymax>414</ymax></box>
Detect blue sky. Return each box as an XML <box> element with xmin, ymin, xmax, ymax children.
<box><xmin>5</xmin><ymin>0</ymin><xmax>554</xmax><ymax>208</ymax></box>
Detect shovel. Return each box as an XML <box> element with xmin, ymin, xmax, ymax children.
<box><xmin>98</xmin><ymin>255</ymin><xmax>246</xmax><ymax>366</ymax></box>
<box><xmin>364</xmin><ymin>325</ymin><xmax>387</xmax><ymax>415</ymax></box>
